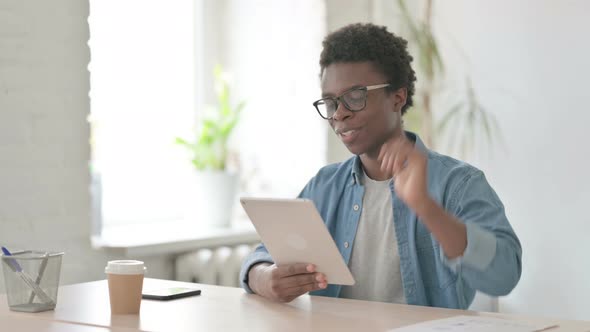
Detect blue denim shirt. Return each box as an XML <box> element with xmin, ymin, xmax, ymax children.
<box><xmin>240</xmin><ymin>132</ymin><xmax>522</xmax><ymax>309</ymax></box>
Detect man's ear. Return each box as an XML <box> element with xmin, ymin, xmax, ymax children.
<box><xmin>392</xmin><ymin>87</ymin><xmax>407</xmax><ymax>112</ymax></box>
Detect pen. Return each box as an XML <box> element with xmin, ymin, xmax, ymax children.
<box><xmin>28</xmin><ymin>252</ymin><xmax>49</xmax><ymax>303</ymax></box>
<box><xmin>1</xmin><ymin>247</ymin><xmax>55</xmax><ymax>305</ymax></box>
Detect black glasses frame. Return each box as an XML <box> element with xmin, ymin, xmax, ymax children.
<box><xmin>312</xmin><ymin>83</ymin><xmax>390</xmax><ymax>120</ymax></box>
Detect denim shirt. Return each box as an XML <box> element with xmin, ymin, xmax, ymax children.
<box><xmin>240</xmin><ymin>132</ymin><xmax>522</xmax><ymax>309</ymax></box>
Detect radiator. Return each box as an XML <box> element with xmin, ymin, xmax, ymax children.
<box><xmin>175</xmin><ymin>244</ymin><xmax>258</xmax><ymax>287</ymax></box>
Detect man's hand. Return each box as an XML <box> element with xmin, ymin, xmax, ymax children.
<box><xmin>378</xmin><ymin>135</ymin><xmax>468</xmax><ymax>259</ymax></box>
<box><xmin>378</xmin><ymin>135</ymin><xmax>432</xmax><ymax>215</ymax></box>
<box><xmin>248</xmin><ymin>262</ymin><xmax>327</xmax><ymax>303</ymax></box>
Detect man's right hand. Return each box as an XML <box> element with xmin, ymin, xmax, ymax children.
<box><xmin>248</xmin><ymin>262</ymin><xmax>328</xmax><ymax>303</ymax></box>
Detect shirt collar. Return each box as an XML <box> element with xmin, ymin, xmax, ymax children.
<box><xmin>350</xmin><ymin>131</ymin><xmax>427</xmax><ymax>185</ymax></box>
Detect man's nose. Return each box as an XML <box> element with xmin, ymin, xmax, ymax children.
<box><xmin>331</xmin><ymin>101</ymin><xmax>352</xmax><ymax>121</ymax></box>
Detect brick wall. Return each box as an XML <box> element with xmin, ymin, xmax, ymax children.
<box><xmin>0</xmin><ymin>0</ymin><xmax>108</xmax><ymax>292</ymax></box>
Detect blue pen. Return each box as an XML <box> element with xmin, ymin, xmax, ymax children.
<box><xmin>1</xmin><ymin>246</ymin><xmax>54</xmax><ymax>305</ymax></box>
<box><xmin>2</xmin><ymin>247</ymin><xmax>23</xmax><ymax>272</ymax></box>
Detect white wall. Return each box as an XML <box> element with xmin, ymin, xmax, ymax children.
<box><xmin>326</xmin><ymin>0</ymin><xmax>590</xmax><ymax>321</ymax></box>
<box><xmin>433</xmin><ymin>0</ymin><xmax>590</xmax><ymax>321</ymax></box>
<box><xmin>0</xmin><ymin>0</ymin><xmax>105</xmax><ymax>291</ymax></box>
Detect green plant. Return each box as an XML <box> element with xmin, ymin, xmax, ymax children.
<box><xmin>397</xmin><ymin>0</ymin><xmax>503</xmax><ymax>157</ymax></box>
<box><xmin>176</xmin><ymin>65</ymin><xmax>245</xmax><ymax>171</ymax></box>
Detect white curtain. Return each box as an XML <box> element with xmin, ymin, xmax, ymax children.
<box><xmin>222</xmin><ymin>0</ymin><xmax>328</xmax><ymax>218</ymax></box>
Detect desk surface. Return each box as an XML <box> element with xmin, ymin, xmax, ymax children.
<box><xmin>0</xmin><ymin>312</ymin><xmax>134</xmax><ymax>332</ymax></box>
<box><xmin>1</xmin><ymin>278</ymin><xmax>589</xmax><ymax>332</ymax></box>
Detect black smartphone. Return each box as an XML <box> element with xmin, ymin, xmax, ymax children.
<box><xmin>142</xmin><ymin>287</ymin><xmax>201</xmax><ymax>301</ymax></box>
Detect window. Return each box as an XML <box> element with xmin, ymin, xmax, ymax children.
<box><xmin>89</xmin><ymin>0</ymin><xmax>196</xmax><ymax>228</ymax></box>
<box><xmin>89</xmin><ymin>0</ymin><xmax>326</xmax><ymax>231</ymax></box>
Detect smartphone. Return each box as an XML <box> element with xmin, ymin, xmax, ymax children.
<box><xmin>142</xmin><ymin>287</ymin><xmax>201</xmax><ymax>301</ymax></box>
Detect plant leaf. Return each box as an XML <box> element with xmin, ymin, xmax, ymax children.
<box><xmin>178</xmin><ymin>64</ymin><xmax>246</xmax><ymax>171</ymax></box>
<box><xmin>436</xmin><ymin>102</ymin><xmax>463</xmax><ymax>137</ymax></box>
<box><xmin>174</xmin><ymin>137</ymin><xmax>192</xmax><ymax>147</ymax></box>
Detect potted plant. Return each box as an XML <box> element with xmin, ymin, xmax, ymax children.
<box><xmin>176</xmin><ymin>65</ymin><xmax>245</xmax><ymax>227</ymax></box>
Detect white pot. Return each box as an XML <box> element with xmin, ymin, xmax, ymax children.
<box><xmin>187</xmin><ymin>170</ymin><xmax>239</xmax><ymax>228</ymax></box>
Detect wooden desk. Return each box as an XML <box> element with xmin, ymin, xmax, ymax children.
<box><xmin>1</xmin><ymin>278</ymin><xmax>589</xmax><ymax>331</ymax></box>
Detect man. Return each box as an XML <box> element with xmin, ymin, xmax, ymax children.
<box><xmin>239</xmin><ymin>23</ymin><xmax>521</xmax><ymax>309</ymax></box>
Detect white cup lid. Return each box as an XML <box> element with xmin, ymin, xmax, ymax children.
<box><xmin>105</xmin><ymin>260</ymin><xmax>146</xmax><ymax>275</ymax></box>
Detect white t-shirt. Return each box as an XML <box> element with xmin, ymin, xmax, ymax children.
<box><xmin>339</xmin><ymin>170</ymin><xmax>406</xmax><ymax>303</ymax></box>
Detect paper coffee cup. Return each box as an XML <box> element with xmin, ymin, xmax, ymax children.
<box><xmin>105</xmin><ymin>260</ymin><xmax>146</xmax><ymax>315</ymax></box>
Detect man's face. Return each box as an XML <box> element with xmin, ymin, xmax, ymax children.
<box><xmin>321</xmin><ymin>62</ymin><xmax>404</xmax><ymax>157</ymax></box>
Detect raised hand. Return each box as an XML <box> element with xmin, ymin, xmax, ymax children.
<box><xmin>378</xmin><ymin>136</ymin><xmax>430</xmax><ymax>215</ymax></box>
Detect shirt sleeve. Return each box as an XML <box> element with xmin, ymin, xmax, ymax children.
<box><xmin>239</xmin><ymin>243</ymin><xmax>274</xmax><ymax>293</ymax></box>
<box><xmin>440</xmin><ymin>169</ymin><xmax>522</xmax><ymax>296</ymax></box>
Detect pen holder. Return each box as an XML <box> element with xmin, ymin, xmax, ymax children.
<box><xmin>1</xmin><ymin>250</ymin><xmax>64</xmax><ymax>312</ymax></box>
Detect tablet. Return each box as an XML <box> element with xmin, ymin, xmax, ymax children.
<box><xmin>240</xmin><ymin>197</ymin><xmax>355</xmax><ymax>285</ymax></box>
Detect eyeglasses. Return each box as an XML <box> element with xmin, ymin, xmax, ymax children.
<box><xmin>312</xmin><ymin>83</ymin><xmax>390</xmax><ymax>120</ymax></box>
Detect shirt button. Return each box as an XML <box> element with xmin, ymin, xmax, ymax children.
<box><xmin>344</xmin><ymin>242</ymin><xmax>349</xmax><ymax>248</ymax></box>
<box><xmin>353</xmin><ymin>204</ymin><xmax>359</xmax><ymax>211</ymax></box>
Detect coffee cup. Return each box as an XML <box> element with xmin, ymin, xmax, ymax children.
<box><xmin>104</xmin><ymin>260</ymin><xmax>146</xmax><ymax>314</ymax></box>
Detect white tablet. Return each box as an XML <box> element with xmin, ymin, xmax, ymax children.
<box><xmin>240</xmin><ymin>197</ymin><xmax>355</xmax><ymax>285</ymax></box>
